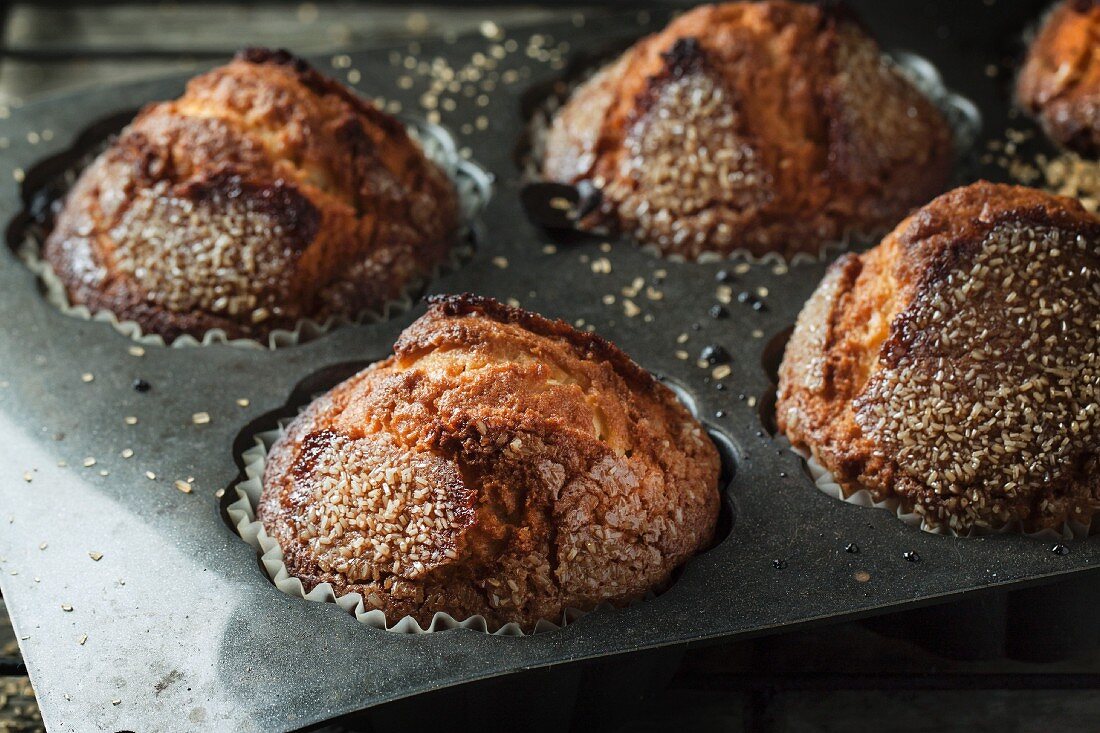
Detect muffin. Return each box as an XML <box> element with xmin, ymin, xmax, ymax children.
<box><xmin>257</xmin><ymin>294</ymin><xmax>720</xmax><ymax>630</ymax></box>
<box><xmin>43</xmin><ymin>48</ymin><xmax>459</xmax><ymax>343</ymax></box>
<box><xmin>1018</xmin><ymin>0</ymin><xmax>1100</xmax><ymax>157</ymax></box>
<box><xmin>777</xmin><ymin>182</ymin><xmax>1100</xmax><ymax>534</ymax></box>
<box><xmin>542</xmin><ymin>1</ymin><xmax>955</xmax><ymax>260</ymax></box>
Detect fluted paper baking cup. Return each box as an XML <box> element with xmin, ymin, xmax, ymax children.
<box><xmin>227</xmin><ymin>420</ymin><xmax>605</xmax><ymax>635</ymax></box>
<box><xmin>791</xmin><ymin>444</ymin><xmax>1091</xmax><ymax>540</ymax></box>
<box><xmin>524</xmin><ymin>48</ymin><xmax>980</xmax><ymax>264</ymax></box>
<box><xmin>19</xmin><ymin>115</ymin><xmax>492</xmax><ymax>350</ymax></box>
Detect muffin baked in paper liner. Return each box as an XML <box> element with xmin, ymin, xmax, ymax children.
<box><xmin>525</xmin><ymin>49</ymin><xmax>980</xmax><ymax>265</ymax></box>
<box><xmin>227</xmin><ymin>420</ymin><xmax>611</xmax><ymax>635</ymax></box>
<box><xmin>19</xmin><ymin>115</ymin><xmax>492</xmax><ymax>350</ymax></box>
<box><xmin>790</xmin><ymin>444</ymin><xmax>1092</xmax><ymax>541</ymax></box>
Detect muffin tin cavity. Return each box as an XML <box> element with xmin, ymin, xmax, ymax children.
<box><xmin>223</xmin><ymin>362</ymin><xmax>736</xmax><ymax>635</ymax></box>
<box><xmin>7</xmin><ymin>111</ymin><xmax>491</xmax><ymax>349</ymax></box>
<box><xmin>756</xmin><ymin>326</ymin><xmax>793</xmax><ymax>438</ymax></box>
<box><xmin>891</xmin><ymin>51</ymin><xmax>983</xmax><ymax>165</ymax></box>
<box><xmin>658</xmin><ymin>375</ymin><xmax>738</xmax><ymax>551</ymax></box>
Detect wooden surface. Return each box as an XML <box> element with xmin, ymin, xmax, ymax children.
<box><xmin>1</xmin><ymin>602</ymin><xmax>41</xmax><ymax>732</ymax></box>
<box><xmin>0</xmin><ymin>3</ymin><xmax>586</xmax><ymax>103</ymax></box>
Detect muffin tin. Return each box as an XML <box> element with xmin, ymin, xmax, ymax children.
<box><xmin>0</xmin><ymin>3</ymin><xmax>1095</xmax><ymax>731</ymax></box>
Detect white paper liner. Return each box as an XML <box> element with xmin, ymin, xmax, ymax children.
<box><xmin>789</xmin><ymin>443</ymin><xmax>1092</xmax><ymax>541</ymax></box>
<box><xmin>523</xmin><ymin>49</ymin><xmax>981</xmax><ymax>264</ymax></box>
<box><xmin>19</xmin><ymin>115</ymin><xmax>492</xmax><ymax>350</ymax></box>
<box><xmin>227</xmin><ymin>420</ymin><xmax>610</xmax><ymax>635</ymax></box>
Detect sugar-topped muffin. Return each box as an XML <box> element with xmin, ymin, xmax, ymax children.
<box><xmin>1018</xmin><ymin>0</ymin><xmax>1100</xmax><ymax>156</ymax></box>
<box><xmin>777</xmin><ymin>182</ymin><xmax>1099</xmax><ymax>534</ymax></box>
<box><xmin>258</xmin><ymin>294</ymin><xmax>720</xmax><ymax>630</ymax></box>
<box><xmin>542</xmin><ymin>1</ymin><xmax>954</xmax><ymax>259</ymax></box>
<box><xmin>44</xmin><ymin>48</ymin><xmax>459</xmax><ymax>343</ymax></box>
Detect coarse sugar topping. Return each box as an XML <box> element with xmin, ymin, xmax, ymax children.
<box><xmin>289</xmin><ymin>429</ymin><xmax>473</xmax><ymax>583</ymax></box>
<box><xmin>608</xmin><ymin>66</ymin><xmax>771</xmax><ymax>257</ymax></box>
<box><xmin>109</xmin><ymin>180</ymin><xmax>310</xmax><ymax>322</ymax></box>
<box><xmin>855</xmin><ymin>223</ymin><xmax>1099</xmax><ymax>528</ymax></box>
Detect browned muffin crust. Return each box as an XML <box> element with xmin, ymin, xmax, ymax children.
<box><xmin>1018</xmin><ymin>0</ymin><xmax>1100</xmax><ymax>157</ymax></box>
<box><xmin>258</xmin><ymin>294</ymin><xmax>720</xmax><ymax>630</ymax></box>
<box><xmin>777</xmin><ymin>182</ymin><xmax>1100</xmax><ymax>534</ymax></box>
<box><xmin>542</xmin><ymin>1</ymin><xmax>954</xmax><ymax>260</ymax></box>
<box><xmin>43</xmin><ymin>47</ymin><xmax>459</xmax><ymax>342</ymax></box>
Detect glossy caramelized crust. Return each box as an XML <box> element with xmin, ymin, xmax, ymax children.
<box><xmin>777</xmin><ymin>182</ymin><xmax>1100</xmax><ymax>534</ymax></box>
<box><xmin>1018</xmin><ymin>0</ymin><xmax>1100</xmax><ymax>157</ymax></box>
<box><xmin>43</xmin><ymin>48</ymin><xmax>459</xmax><ymax>342</ymax></box>
<box><xmin>542</xmin><ymin>1</ymin><xmax>954</xmax><ymax>260</ymax></box>
<box><xmin>258</xmin><ymin>294</ymin><xmax>720</xmax><ymax>630</ymax></box>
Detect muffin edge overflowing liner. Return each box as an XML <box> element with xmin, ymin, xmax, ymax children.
<box><xmin>791</xmin><ymin>444</ymin><xmax>1092</xmax><ymax>540</ymax></box>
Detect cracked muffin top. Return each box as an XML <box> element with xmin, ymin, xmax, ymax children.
<box><xmin>258</xmin><ymin>294</ymin><xmax>720</xmax><ymax>630</ymax></box>
<box><xmin>44</xmin><ymin>48</ymin><xmax>458</xmax><ymax>343</ymax></box>
<box><xmin>777</xmin><ymin>182</ymin><xmax>1100</xmax><ymax>534</ymax></box>
<box><xmin>543</xmin><ymin>1</ymin><xmax>954</xmax><ymax>260</ymax></box>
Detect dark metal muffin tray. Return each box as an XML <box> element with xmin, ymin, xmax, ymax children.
<box><xmin>0</xmin><ymin>2</ymin><xmax>1094</xmax><ymax>731</ymax></box>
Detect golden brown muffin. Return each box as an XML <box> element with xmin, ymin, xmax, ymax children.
<box><xmin>258</xmin><ymin>294</ymin><xmax>720</xmax><ymax>630</ymax></box>
<box><xmin>1018</xmin><ymin>0</ymin><xmax>1100</xmax><ymax>157</ymax></box>
<box><xmin>777</xmin><ymin>182</ymin><xmax>1100</xmax><ymax>534</ymax></box>
<box><xmin>43</xmin><ymin>48</ymin><xmax>459</xmax><ymax>343</ymax></box>
<box><xmin>542</xmin><ymin>1</ymin><xmax>955</xmax><ymax>260</ymax></box>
